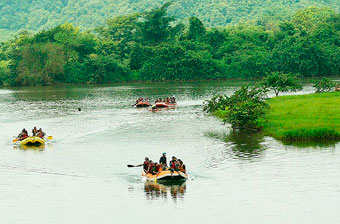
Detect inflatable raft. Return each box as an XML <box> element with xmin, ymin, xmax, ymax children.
<box><xmin>142</xmin><ymin>170</ymin><xmax>188</xmax><ymax>182</ymax></box>
<box><xmin>155</xmin><ymin>102</ymin><xmax>168</xmax><ymax>108</ymax></box>
<box><xmin>17</xmin><ymin>136</ymin><xmax>46</xmax><ymax>146</ymax></box>
<box><xmin>136</xmin><ymin>101</ymin><xmax>151</xmax><ymax>107</ymax></box>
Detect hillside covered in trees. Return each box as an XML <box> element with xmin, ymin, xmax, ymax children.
<box><xmin>1</xmin><ymin>0</ymin><xmax>340</xmax><ymax>41</ymax></box>
<box><xmin>1</xmin><ymin>3</ymin><xmax>340</xmax><ymax>86</ymax></box>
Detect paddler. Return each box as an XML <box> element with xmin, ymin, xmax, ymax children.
<box><xmin>37</xmin><ymin>128</ymin><xmax>46</xmax><ymax>138</ymax></box>
<box><xmin>143</xmin><ymin>157</ymin><xmax>150</xmax><ymax>172</ymax></box>
<box><xmin>146</xmin><ymin>160</ymin><xmax>154</xmax><ymax>174</ymax></box>
<box><xmin>32</xmin><ymin>126</ymin><xmax>38</xmax><ymax>136</ymax></box>
<box><xmin>178</xmin><ymin>159</ymin><xmax>186</xmax><ymax>173</ymax></box>
<box><xmin>152</xmin><ymin>162</ymin><xmax>161</xmax><ymax>175</ymax></box>
<box><xmin>159</xmin><ymin>152</ymin><xmax>167</xmax><ymax>169</ymax></box>
<box><xmin>18</xmin><ymin>128</ymin><xmax>28</xmax><ymax>140</ymax></box>
<box><xmin>169</xmin><ymin>156</ymin><xmax>178</xmax><ymax>172</ymax></box>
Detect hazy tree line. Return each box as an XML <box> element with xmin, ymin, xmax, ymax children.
<box><xmin>1</xmin><ymin>0</ymin><xmax>340</xmax><ymax>41</ymax></box>
<box><xmin>0</xmin><ymin>4</ymin><xmax>340</xmax><ymax>86</ymax></box>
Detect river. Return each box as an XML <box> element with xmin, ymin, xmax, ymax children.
<box><xmin>0</xmin><ymin>81</ymin><xmax>339</xmax><ymax>224</ymax></box>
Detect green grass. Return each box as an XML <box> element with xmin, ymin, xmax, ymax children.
<box><xmin>258</xmin><ymin>92</ymin><xmax>340</xmax><ymax>141</ymax></box>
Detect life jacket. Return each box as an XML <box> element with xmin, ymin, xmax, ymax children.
<box><xmin>179</xmin><ymin>164</ymin><xmax>186</xmax><ymax>172</ymax></box>
<box><xmin>147</xmin><ymin>164</ymin><xmax>153</xmax><ymax>173</ymax></box>
<box><xmin>170</xmin><ymin>161</ymin><xmax>176</xmax><ymax>169</ymax></box>
<box><xmin>152</xmin><ymin>165</ymin><xmax>158</xmax><ymax>173</ymax></box>
<box><xmin>143</xmin><ymin>161</ymin><xmax>149</xmax><ymax>171</ymax></box>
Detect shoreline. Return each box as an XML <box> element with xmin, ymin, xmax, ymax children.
<box><xmin>1</xmin><ymin>76</ymin><xmax>339</xmax><ymax>89</ymax></box>
<box><xmin>213</xmin><ymin>91</ymin><xmax>340</xmax><ymax>142</ymax></box>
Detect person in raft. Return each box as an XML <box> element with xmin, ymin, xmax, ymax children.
<box><xmin>159</xmin><ymin>152</ymin><xmax>167</xmax><ymax>169</ymax></box>
<box><xmin>151</xmin><ymin>162</ymin><xmax>161</xmax><ymax>175</ymax></box>
<box><xmin>146</xmin><ymin>160</ymin><xmax>153</xmax><ymax>174</ymax></box>
<box><xmin>178</xmin><ymin>159</ymin><xmax>186</xmax><ymax>173</ymax></box>
<box><xmin>143</xmin><ymin>157</ymin><xmax>150</xmax><ymax>172</ymax></box>
<box><xmin>169</xmin><ymin>156</ymin><xmax>178</xmax><ymax>172</ymax></box>
<box><xmin>37</xmin><ymin>128</ymin><xmax>46</xmax><ymax>138</ymax></box>
<box><xmin>32</xmin><ymin>126</ymin><xmax>38</xmax><ymax>136</ymax></box>
<box><xmin>18</xmin><ymin>128</ymin><xmax>28</xmax><ymax>140</ymax></box>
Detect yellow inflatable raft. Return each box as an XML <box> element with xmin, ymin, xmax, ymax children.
<box><xmin>142</xmin><ymin>170</ymin><xmax>188</xmax><ymax>182</ymax></box>
<box><xmin>18</xmin><ymin>136</ymin><xmax>46</xmax><ymax>146</ymax></box>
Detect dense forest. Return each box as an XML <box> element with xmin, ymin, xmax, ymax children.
<box><xmin>1</xmin><ymin>0</ymin><xmax>340</xmax><ymax>41</ymax></box>
<box><xmin>0</xmin><ymin>3</ymin><xmax>340</xmax><ymax>86</ymax></box>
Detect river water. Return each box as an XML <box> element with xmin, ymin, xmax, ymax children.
<box><xmin>0</xmin><ymin>81</ymin><xmax>339</xmax><ymax>224</ymax></box>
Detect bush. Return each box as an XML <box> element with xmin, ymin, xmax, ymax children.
<box><xmin>205</xmin><ymin>85</ymin><xmax>270</xmax><ymax>132</ymax></box>
<box><xmin>311</xmin><ymin>77</ymin><xmax>337</xmax><ymax>93</ymax></box>
<box><xmin>261</xmin><ymin>71</ymin><xmax>302</xmax><ymax>96</ymax></box>
<box><xmin>203</xmin><ymin>94</ymin><xmax>228</xmax><ymax>113</ymax></box>
<box><xmin>225</xmin><ymin>85</ymin><xmax>269</xmax><ymax>131</ymax></box>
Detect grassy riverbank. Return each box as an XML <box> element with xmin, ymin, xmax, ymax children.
<box><xmin>258</xmin><ymin>92</ymin><xmax>340</xmax><ymax>141</ymax></box>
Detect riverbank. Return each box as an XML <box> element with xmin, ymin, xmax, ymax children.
<box><xmin>213</xmin><ymin>92</ymin><xmax>340</xmax><ymax>141</ymax></box>
<box><xmin>259</xmin><ymin>92</ymin><xmax>340</xmax><ymax>141</ymax></box>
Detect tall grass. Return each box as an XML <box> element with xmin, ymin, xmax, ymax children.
<box><xmin>258</xmin><ymin>92</ymin><xmax>340</xmax><ymax>141</ymax></box>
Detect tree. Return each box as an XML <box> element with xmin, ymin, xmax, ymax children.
<box><xmin>311</xmin><ymin>77</ymin><xmax>337</xmax><ymax>93</ymax></box>
<box><xmin>0</xmin><ymin>60</ymin><xmax>11</xmax><ymax>85</ymax></box>
<box><xmin>140</xmin><ymin>2</ymin><xmax>175</xmax><ymax>43</ymax></box>
<box><xmin>261</xmin><ymin>72</ymin><xmax>302</xmax><ymax>96</ymax></box>
<box><xmin>222</xmin><ymin>85</ymin><xmax>269</xmax><ymax>132</ymax></box>
<box><xmin>16</xmin><ymin>43</ymin><xmax>66</xmax><ymax>85</ymax></box>
<box><xmin>204</xmin><ymin>85</ymin><xmax>270</xmax><ymax>132</ymax></box>
<box><xmin>187</xmin><ymin>17</ymin><xmax>206</xmax><ymax>40</ymax></box>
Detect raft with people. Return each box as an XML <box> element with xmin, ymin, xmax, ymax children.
<box><xmin>154</xmin><ymin>97</ymin><xmax>177</xmax><ymax>108</ymax></box>
<box><xmin>136</xmin><ymin>101</ymin><xmax>151</xmax><ymax>107</ymax></box>
<box><xmin>134</xmin><ymin>97</ymin><xmax>176</xmax><ymax>109</ymax></box>
<box><xmin>13</xmin><ymin>127</ymin><xmax>51</xmax><ymax>147</ymax></box>
<box><xmin>129</xmin><ymin>153</ymin><xmax>187</xmax><ymax>183</ymax></box>
<box><xmin>134</xmin><ymin>97</ymin><xmax>151</xmax><ymax>107</ymax></box>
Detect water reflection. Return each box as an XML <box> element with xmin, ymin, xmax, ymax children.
<box><xmin>144</xmin><ymin>181</ymin><xmax>186</xmax><ymax>202</ymax></box>
<box><xmin>224</xmin><ymin>132</ymin><xmax>266</xmax><ymax>159</ymax></box>
<box><xmin>207</xmin><ymin>131</ymin><xmax>267</xmax><ymax>160</ymax></box>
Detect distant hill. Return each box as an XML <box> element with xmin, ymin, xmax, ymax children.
<box><xmin>1</xmin><ymin>0</ymin><xmax>340</xmax><ymax>40</ymax></box>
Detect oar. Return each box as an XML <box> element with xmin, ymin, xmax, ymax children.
<box><xmin>127</xmin><ymin>164</ymin><xmax>142</xmax><ymax>168</ymax></box>
<box><xmin>47</xmin><ymin>136</ymin><xmax>53</xmax><ymax>140</ymax></box>
<box><xmin>12</xmin><ymin>139</ymin><xmax>18</xmax><ymax>143</ymax></box>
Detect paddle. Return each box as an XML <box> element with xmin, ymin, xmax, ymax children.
<box><xmin>12</xmin><ymin>138</ymin><xmax>18</xmax><ymax>143</ymax></box>
<box><xmin>127</xmin><ymin>164</ymin><xmax>142</xmax><ymax>168</ymax></box>
<box><xmin>47</xmin><ymin>136</ymin><xmax>53</xmax><ymax>140</ymax></box>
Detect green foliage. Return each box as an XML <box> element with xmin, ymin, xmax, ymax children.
<box><xmin>203</xmin><ymin>95</ymin><xmax>228</xmax><ymax>113</ymax></box>
<box><xmin>283</xmin><ymin>128</ymin><xmax>340</xmax><ymax>141</ymax></box>
<box><xmin>16</xmin><ymin>43</ymin><xmax>66</xmax><ymax>85</ymax></box>
<box><xmin>1</xmin><ymin>4</ymin><xmax>340</xmax><ymax>86</ymax></box>
<box><xmin>85</xmin><ymin>54</ymin><xmax>129</xmax><ymax>84</ymax></box>
<box><xmin>187</xmin><ymin>17</ymin><xmax>206</xmax><ymax>41</ymax></box>
<box><xmin>2</xmin><ymin>0</ymin><xmax>340</xmax><ymax>41</ymax></box>
<box><xmin>223</xmin><ymin>85</ymin><xmax>269</xmax><ymax>131</ymax></box>
<box><xmin>258</xmin><ymin>92</ymin><xmax>340</xmax><ymax>141</ymax></box>
<box><xmin>0</xmin><ymin>60</ymin><xmax>11</xmax><ymax>86</ymax></box>
<box><xmin>311</xmin><ymin>77</ymin><xmax>338</xmax><ymax>93</ymax></box>
<box><xmin>261</xmin><ymin>72</ymin><xmax>303</xmax><ymax>96</ymax></box>
<box><xmin>205</xmin><ymin>85</ymin><xmax>270</xmax><ymax>132</ymax></box>
<box><xmin>140</xmin><ymin>2</ymin><xmax>175</xmax><ymax>43</ymax></box>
